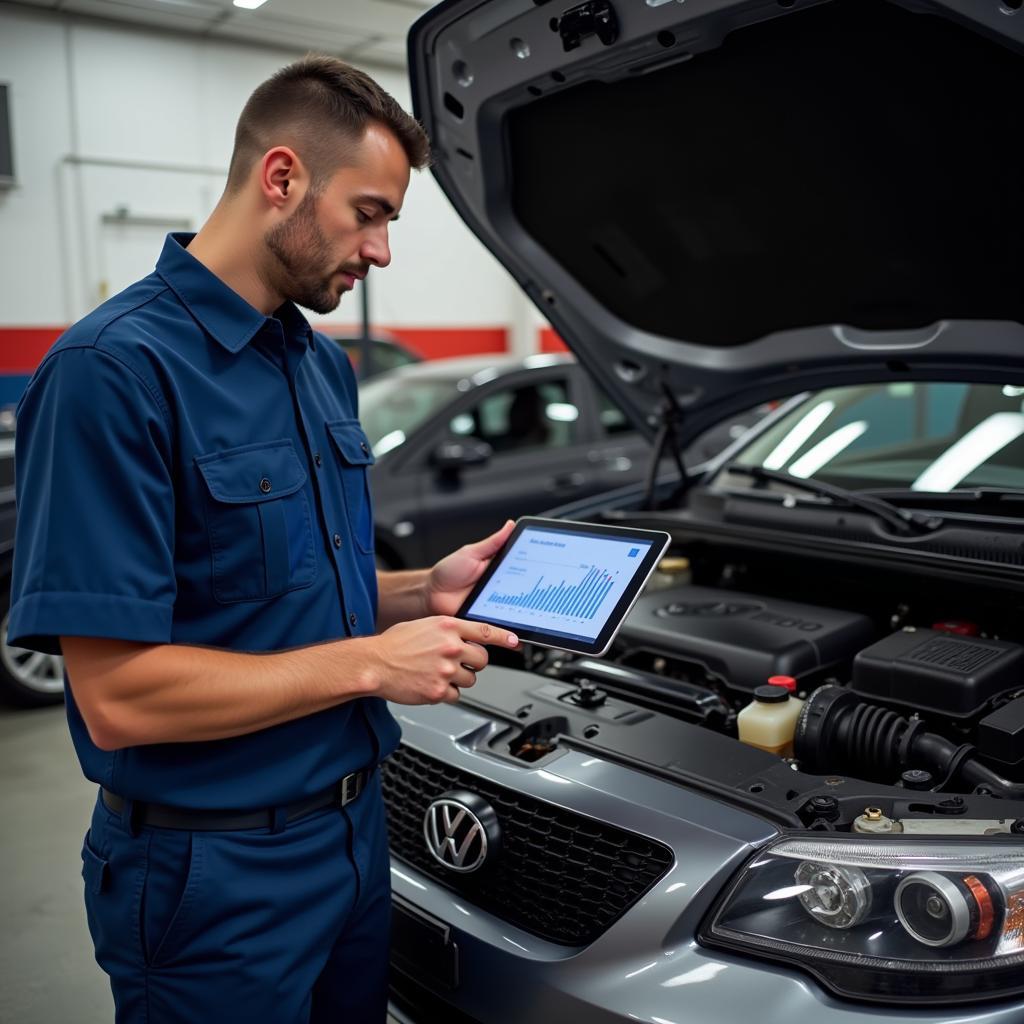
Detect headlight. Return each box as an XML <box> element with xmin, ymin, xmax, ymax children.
<box><xmin>699</xmin><ymin>837</ymin><xmax>1024</xmax><ymax>1004</ymax></box>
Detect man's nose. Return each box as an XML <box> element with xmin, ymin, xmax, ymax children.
<box><xmin>361</xmin><ymin>228</ymin><xmax>392</xmax><ymax>269</ymax></box>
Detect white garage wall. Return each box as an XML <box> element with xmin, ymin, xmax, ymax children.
<box><xmin>0</xmin><ymin>3</ymin><xmax>543</xmax><ymax>364</ymax></box>
<box><xmin>0</xmin><ymin>8</ymin><xmax>77</xmax><ymax>324</ymax></box>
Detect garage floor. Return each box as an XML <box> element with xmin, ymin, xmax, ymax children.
<box><xmin>0</xmin><ymin>704</ymin><xmax>110</xmax><ymax>1023</ymax></box>
<box><xmin>0</xmin><ymin>705</ymin><xmax>402</xmax><ymax>1023</ymax></box>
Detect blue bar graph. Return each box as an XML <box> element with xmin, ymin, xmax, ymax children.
<box><xmin>485</xmin><ymin>566</ymin><xmax>616</xmax><ymax>620</ymax></box>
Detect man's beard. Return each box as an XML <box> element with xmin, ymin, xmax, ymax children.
<box><xmin>263</xmin><ymin>190</ymin><xmax>345</xmax><ymax>315</ymax></box>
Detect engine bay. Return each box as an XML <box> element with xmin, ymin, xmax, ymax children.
<box><xmin>475</xmin><ymin>548</ymin><xmax>1024</xmax><ymax>837</ymax></box>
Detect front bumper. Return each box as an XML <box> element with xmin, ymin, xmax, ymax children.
<box><xmin>385</xmin><ymin>698</ymin><xmax>1024</xmax><ymax>1024</ymax></box>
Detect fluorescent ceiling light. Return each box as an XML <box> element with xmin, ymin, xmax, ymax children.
<box><xmin>788</xmin><ymin>421</ymin><xmax>868</xmax><ymax>479</ymax></box>
<box><xmin>233</xmin><ymin>0</ymin><xmax>269</xmax><ymax>9</ymax></box>
<box><xmin>762</xmin><ymin>400</ymin><xmax>835</xmax><ymax>470</ymax></box>
<box><xmin>912</xmin><ymin>412</ymin><xmax>1024</xmax><ymax>492</ymax></box>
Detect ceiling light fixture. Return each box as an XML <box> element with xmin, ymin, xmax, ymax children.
<box><xmin>233</xmin><ymin>0</ymin><xmax>270</xmax><ymax>9</ymax></box>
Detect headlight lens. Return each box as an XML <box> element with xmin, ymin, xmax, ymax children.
<box><xmin>794</xmin><ymin>861</ymin><xmax>873</xmax><ymax>929</ymax></box>
<box><xmin>700</xmin><ymin>837</ymin><xmax>1024</xmax><ymax>1003</ymax></box>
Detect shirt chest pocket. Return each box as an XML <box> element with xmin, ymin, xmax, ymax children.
<box><xmin>326</xmin><ymin>421</ymin><xmax>376</xmax><ymax>555</ymax></box>
<box><xmin>195</xmin><ymin>440</ymin><xmax>317</xmax><ymax>603</ymax></box>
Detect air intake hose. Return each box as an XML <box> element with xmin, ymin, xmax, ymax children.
<box><xmin>794</xmin><ymin>686</ymin><xmax>1024</xmax><ymax>797</ymax></box>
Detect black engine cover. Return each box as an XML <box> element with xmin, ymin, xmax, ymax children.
<box><xmin>618</xmin><ymin>585</ymin><xmax>876</xmax><ymax>692</ymax></box>
<box><xmin>852</xmin><ymin>628</ymin><xmax>1024</xmax><ymax>719</ymax></box>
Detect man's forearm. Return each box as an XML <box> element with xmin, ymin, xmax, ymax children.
<box><xmin>376</xmin><ymin>568</ymin><xmax>430</xmax><ymax>630</ymax></box>
<box><xmin>62</xmin><ymin>636</ymin><xmax>380</xmax><ymax>751</ymax></box>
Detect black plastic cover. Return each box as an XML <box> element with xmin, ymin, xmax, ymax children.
<box><xmin>618</xmin><ymin>585</ymin><xmax>876</xmax><ymax>692</ymax></box>
<box><xmin>852</xmin><ymin>629</ymin><xmax>1024</xmax><ymax>719</ymax></box>
<box><xmin>978</xmin><ymin>698</ymin><xmax>1024</xmax><ymax>766</ymax></box>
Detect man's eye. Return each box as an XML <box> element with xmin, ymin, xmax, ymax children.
<box><xmin>356</xmin><ymin>209</ymin><xmax>373</xmax><ymax>225</ymax></box>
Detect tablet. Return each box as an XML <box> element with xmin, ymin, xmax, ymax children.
<box><xmin>457</xmin><ymin>517</ymin><xmax>672</xmax><ymax>657</ymax></box>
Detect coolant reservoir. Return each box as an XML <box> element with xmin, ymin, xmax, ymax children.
<box><xmin>737</xmin><ymin>684</ymin><xmax>805</xmax><ymax>757</ymax></box>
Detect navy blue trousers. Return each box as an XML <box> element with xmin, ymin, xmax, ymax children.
<box><xmin>80</xmin><ymin>778</ymin><xmax>391</xmax><ymax>1023</ymax></box>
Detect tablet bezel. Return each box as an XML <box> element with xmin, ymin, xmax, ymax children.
<box><xmin>456</xmin><ymin>516</ymin><xmax>672</xmax><ymax>657</ymax></box>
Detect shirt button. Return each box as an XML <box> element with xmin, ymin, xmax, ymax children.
<box><xmin>333</xmin><ymin>533</ymin><xmax>342</xmax><ymax>548</ymax></box>
<box><xmin>349</xmin><ymin>613</ymin><xmax>357</xmax><ymax>627</ymax></box>
<box><xmin>360</xmin><ymin>442</ymin><xmax>369</xmax><ymax>455</ymax></box>
<box><xmin>314</xmin><ymin>453</ymin><xmax>322</xmax><ymax>468</ymax></box>
<box><xmin>259</xmin><ymin>478</ymin><xmax>272</xmax><ymax>494</ymax></box>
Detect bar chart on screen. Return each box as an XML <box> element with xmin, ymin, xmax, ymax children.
<box><xmin>465</xmin><ymin>526</ymin><xmax>653</xmax><ymax>641</ymax></box>
<box><xmin>483</xmin><ymin>566</ymin><xmax>616</xmax><ymax>620</ymax></box>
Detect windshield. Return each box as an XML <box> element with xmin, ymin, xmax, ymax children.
<box><xmin>730</xmin><ymin>382</ymin><xmax>1024</xmax><ymax>492</ymax></box>
<box><xmin>359</xmin><ymin>376</ymin><xmax>457</xmax><ymax>457</ymax></box>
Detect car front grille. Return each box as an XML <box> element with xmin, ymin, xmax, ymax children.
<box><xmin>381</xmin><ymin>744</ymin><xmax>674</xmax><ymax>946</ymax></box>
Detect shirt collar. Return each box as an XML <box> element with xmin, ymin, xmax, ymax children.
<box><xmin>156</xmin><ymin>233</ymin><xmax>315</xmax><ymax>354</ymax></box>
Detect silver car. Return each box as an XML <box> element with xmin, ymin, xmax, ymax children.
<box><xmin>386</xmin><ymin>0</ymin><xmax>1024</xmax><ymax>1020</ymax></box>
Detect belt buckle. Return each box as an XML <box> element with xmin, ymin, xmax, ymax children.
<box><xmin>338</xmin><ymin>770</ymin><xmax>362</xmax><ymax>808</ymax></box>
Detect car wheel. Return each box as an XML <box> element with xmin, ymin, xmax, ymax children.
<box><xmin>0</xmin><ymin>583</ymin><xmax>65</xmax><ymax>707</ymax></box>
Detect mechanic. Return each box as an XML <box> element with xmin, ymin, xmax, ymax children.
<box><xmin>8</xmin><ymin>56</ymin><xmax>519</xmax><ymax>1023</ymax></box>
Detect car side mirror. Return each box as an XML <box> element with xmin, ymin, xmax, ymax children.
<box><xmin>430</xmin><ymin>440</ymin><xmax>493</xmax><ymax>471</ymax></box>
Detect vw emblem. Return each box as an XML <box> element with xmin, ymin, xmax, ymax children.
<box><xmin>423</xmin><ymin>790</ymin><xmax>501</xmax><ymax>874</ymax></box>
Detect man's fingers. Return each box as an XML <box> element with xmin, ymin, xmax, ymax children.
<box><xmin>443</xmin><ymin>684</ymin><xmax>462</xmax><ymax>704</ymax></box>
<box><xmin>452</xmin><ymin>666</ymin><xmax>478</xmax><ymax>689</ymax></box>
<box><xmin>457</xmin><ymin>618</ymin><xmax>519</xmax><ymax>648</ymax></box>
<box><xmin>459</xmin><ymin>642</ymin><xmax>489</xmax><ymax>673</ymax></box>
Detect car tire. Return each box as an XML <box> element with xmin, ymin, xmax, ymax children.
<box><xmin>0</xmin><ymin>573</ymin><xmax>65</xmax><ymax>707</ymax></box>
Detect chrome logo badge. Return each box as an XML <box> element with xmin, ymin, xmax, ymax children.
<box><xmin>423</xmin><ymin>791</ymin><xmax>500</xmax><ymax>873</ymax></box>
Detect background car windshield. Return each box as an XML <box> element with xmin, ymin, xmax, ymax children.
<box><xmin>732</xmin><ymin>382</ymin><xmax>1024</xmax><ymax>491</ymax></box>
<box><xmin>359</xmin><ymin>377</ymin><xmax>456</xmax><ymax>457</ymax></box>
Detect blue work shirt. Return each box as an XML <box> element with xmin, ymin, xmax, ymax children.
<box><xmin>9</xmin><ymin>233</ymin><xmax>400</xmax><ymax>810</ymax></box>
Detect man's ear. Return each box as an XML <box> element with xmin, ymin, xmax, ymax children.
<box><xmin>259</xmin><ymin>147</ymin><xmax>301</xmax><ymax>210</ymax></box>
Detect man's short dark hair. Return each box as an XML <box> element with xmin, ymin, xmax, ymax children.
<box><xmin>226</xmin><ymin>54</ymin><xmax>431</xmax><ymax>192</ymax></box>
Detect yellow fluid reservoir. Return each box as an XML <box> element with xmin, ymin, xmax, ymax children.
<box><xmin>737</xmin><ymin>684</ymin><xmax>805</xmax><ymax>757</ymax></box>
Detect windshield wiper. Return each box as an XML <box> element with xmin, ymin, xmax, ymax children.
<box><xmin>863</xmin><ymin>487</ymin><xmax>1024</xmax><ymax>512</ymax></box>
<box><xmin>722</xmin><ymin>464</ymin><xmax>943</xmax><ymax>536</ymax></box>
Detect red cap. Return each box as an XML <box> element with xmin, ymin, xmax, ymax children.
<box><xmin>767</xmin><ymin>675</ymin><xmax>798</xmax><ymax>692</ymax></box>
<box><xmin>932</xmin><ymin>621</ymin><xmax>979</xmax><ymax>637</ymax></box>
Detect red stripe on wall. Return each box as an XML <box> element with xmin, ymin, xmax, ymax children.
<box><xmin>373</xmin><ymin>327</ymin><xmax>508</xmax><ymax>360</ymax></box>
<box><xmin>539</xmin><ymin>327</ymin><xmax>569</xmax><ymax>354</ymax></box>
<box><xmin>0</xmin><ymin>325</ymin><xmax>509</xmax><ymax>372</ymax></box>
<box><xmin>0</xmin><ymin>328</ymin><xmax>65</xmax><ymax>372</ymax></box>
<box><xmin>320</xmin><ymin>326</ymin><xmax>509</xmax><ymax>361</ymax></box>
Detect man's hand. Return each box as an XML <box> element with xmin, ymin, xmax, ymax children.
<box><xmin>424</xmin><ymin>519</ymin><xmax>517</xmax><ymax>618</ymax></box>
<box><xmin>364</xmin><ymin>616</ymin><xmax>518</xmax><ymax>705</ymax></box>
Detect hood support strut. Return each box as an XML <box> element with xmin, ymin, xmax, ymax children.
<box><xmin>642</xmin><ymin>380</ymin><xmax>688</xmax><ymax>510</ymax></box>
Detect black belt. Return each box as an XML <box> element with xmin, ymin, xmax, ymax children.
<box><xmin>101</xmin><ymin>767</ymin><xmax>374</xmax><ymax>832</ymax></box>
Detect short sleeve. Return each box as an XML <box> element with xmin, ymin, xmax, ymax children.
<box><xmin>8</xmin><ymin>346</ymin><xmax>176</xmax><ymax>654</ymax></box>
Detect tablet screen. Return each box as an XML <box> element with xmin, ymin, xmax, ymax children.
<box><xmin>459</xmin><ymin>518</ymin><xmax>670</xmax><ymax>655</ymax></box>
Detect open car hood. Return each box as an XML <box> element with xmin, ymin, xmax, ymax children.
<box><xmin>408</xmin><ymin>0</ymin><xmax>1024</xmax><ymax>444</ymax></box>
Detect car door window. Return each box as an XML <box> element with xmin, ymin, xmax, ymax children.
<box><xmin>450</xmin><ymin>379</ymin><xmax>578</xmax><ymax>454</ymax></box>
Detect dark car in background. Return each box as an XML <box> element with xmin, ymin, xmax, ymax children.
<box><xmin>334</xmin><ymin>334</ymin><xmax>421</xmax><ymax>380</ymax></box>
<box><xmin>360</xmin><ymin>353</ymin><xmax>651</xmax><ymax>568</ymax></box>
